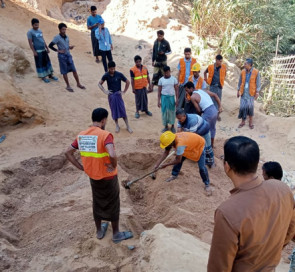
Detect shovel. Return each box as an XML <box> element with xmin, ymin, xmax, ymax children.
<box><xmin>124</xmin><ymin>151</ymin><xmax>175</xmax><ymax>189</ymax></box>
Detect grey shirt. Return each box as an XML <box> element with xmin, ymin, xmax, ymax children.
<box><xmin>27</xmin><ymin>29</ymin><xmax>45</xmax><ymax>51</ymax></box>
<box><xmin>51</xmin><ymin>34</ymin><xmax>70</xmax><ymax>54</ymax></box>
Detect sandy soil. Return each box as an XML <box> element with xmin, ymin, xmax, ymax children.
<box><xmin>0</xmin><ymin>0</ymin><xmax>295</xmax><ymax>271</ymax></box>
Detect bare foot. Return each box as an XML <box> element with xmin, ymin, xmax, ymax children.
<box><xmin>115</xmin><ymin>126</ymin><xmax>120</xmax><ymax>133</ymax></box>
<box><xmin>66</xmin><ymin>86</ymin><xmax>74</xmax><ymax>92</ymax></box>
<box><xmin>127</xmin><ymin>127</ymin><xmax>133</xmax><ymax>134</ymax></box>
<box><xmin>205</xmin><ymin>186</ymin><xmax>212</xmax><ymax>196</ymax></box>
<box><xmin>77</xmin><ymin>84</ymin><xmax>86</xmax><ymax>89</ymax></box>
<box><xmin>238</xmin><ymin>122</ymin><xmax>245</xmax><ymax>128</ymax></box>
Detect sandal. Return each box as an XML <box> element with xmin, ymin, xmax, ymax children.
<box><xmin>145</xmin><ymin>111</ymin><xmax>153</xmax><ymax>116</ymax></box>
<box><xmin>96</xmin><ymin>222</ymin><xmax>109</xmax><ymax>239</ymax></box>
<box><xmin>135</xmin><ymin>112</ymin><xmax>140</xmax><ymax>119</ymax></box>
<box><xmin>249</xmin><ymin>124</ymin><xmax>254</xmax><ymax>129</ymax></box>
<box><xmin>238</xmin><ymin>123</ymin><xmax>245</xmax><ymax>128</ymax></box>
<box><xmin>42</xmin><ymin>78</ymin><xmax>50</xmax><ymax>83</ymax></box>
<box><xmin>66</xmin><ymin>86</ymin><xmax>74</xmax><ymax>92</ymax></box>
<box><xmin>49</xmin><ymin>76</ymin><xmax>58</xmax><ymax>81</ymax></box>
<box><xmin>112</xmin><ymin>231</ymin><xmax>133</xmax><ymax>244</ymax></box>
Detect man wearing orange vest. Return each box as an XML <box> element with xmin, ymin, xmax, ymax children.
<box><xmin>204</xmin><ymin>55</ymin><xmax>226</xmax><ymax>120</ymax></box>
<box><xmin>188</xmin><ymin>63</ymin><xmax>207</xmax><ymax>90</ymax></box>
<box><xmin>177</xmin><ymin>48</ymin><xmax>196</xmax><ymax>109</ymax></box>
<box><xmin>65</xmin><ymin>108</ymin><xmax>133</xmax><ymax>244</ymax></box>
<box><xmin>154</xmin><ymin>131</ymin><xmax>212</xmax><ymax>196</ymax></box>
<box><xmin>237</xmin><ymin>58</ymin><xmax>261</xmax><ymax>129</ymax></box>
<box><xmin>130</xmin><ymin>55</ymin><xmax>153</xmax><ymax>119</ymax></box>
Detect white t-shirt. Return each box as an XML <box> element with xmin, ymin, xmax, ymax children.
<box><xmin>159</xmin><ymin>76</ymin><xmax>178</xmax><ymax>96</ymax></box>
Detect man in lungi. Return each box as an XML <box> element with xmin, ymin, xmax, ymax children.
<box><xmin>65</xmin><ymin>108</ymin><xmax>133</xmax><ymax>243</ymax></box>
<box><xmin>176</xmin><ymin>109</ymin><xmax>215</xmax><ymax>168</ymax></box>
<box><xmin>154</xmin><ymin>131</ymin><xmax>212</xmax><ymax>196</ymax></box>
<box><xmin>237</xmin><ymin>58</ymin><xmax>261</xmax><ymax>129</ymax></box>
<box><xmin>27</xmin><ymin>18</ymin><xmax>58</xmax><ymax>83</ymax></box>
<box><xmin>98</xmin><ymin>61</ymin><xmax>133</xmax><ymax>134</ymax></box>
<box><xmin>49</xmin><ymin>23</ymin><xmax>85</xmax><ymax>92</ymax></box>
<box><xmin>158</xmin><ymin>66</ymin><xmax>179</xmax><ymax>133</ymax></box>
<box><xmin>87</xmin><ymin>6</ymin><xmax>102</xmax><ymax>63</ymax></box>
<box><xmin>130</xmin><ymin>55</ymin><xmax>153</xmax><ymax>119</ymax></box>
<box><xmin>184</xmin><ymin>81</ymin><xmax>222</xmax><ymax>148</ymax></box>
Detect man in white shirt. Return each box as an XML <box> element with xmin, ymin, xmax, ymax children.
<box><xmin>158</xmin><ymin>66</ymin><xmax>179</xmax><ymax>132</ymax></box>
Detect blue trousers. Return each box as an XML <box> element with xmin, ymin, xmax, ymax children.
<box><xmin>171</xmin><ymin>148</ymin><xmax>210</xmax><ymax>186</ymax></box>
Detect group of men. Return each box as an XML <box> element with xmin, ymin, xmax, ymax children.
<box><xmin>25</xmin><ymin>6</ymin><xmax>295</xmax><ymax>271</ymax></box>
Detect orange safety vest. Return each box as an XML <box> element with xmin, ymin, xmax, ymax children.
<box><xmin>239</xmin><ymin>68</ymin><xmax>259</xmax><ymax>97</ymax></box>
<box><xmin>206</xmin><ymin>63</ymin><xmax>226</xmax><ymax>87</ymax></box>
<box><xmin>77</xmin><ymin>126</ymin><xmax>117</xmax><ymax>180</ymax></box>
<box><xmin>188</xmin><ymin>75</ymin><xmax>204</xmax><ymax>90</ymax></box>
<box><xmin>175</xmin><ymin>132</ymin><xmax>205</xmax><ymax>162</ymax></box>
<box><xmin>179</xmin><ymin>57</ymin><xmax>197</xmax><ymax>84</ymax></box>
<box><xmin>130</xmin><ymin>65</ymin><xmax>149</xmax><ymax>89</ymax></box>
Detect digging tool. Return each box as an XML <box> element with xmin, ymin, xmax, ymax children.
<box><xmin>124</xmin><ymin>151</ymin><xmax>175</xmax><ymax>189</ymax></box>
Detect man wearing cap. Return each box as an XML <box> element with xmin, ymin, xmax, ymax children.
<box><xmin>154</xmin><ymin>131</ymin><xmax>212</xmax><ymax>196</ymax></box>
<box><xmin>95</xmin><ymin>18</ymin><xmax>113</xmax><ymax>72</ymax></box>
<box><xmin>177</xmin><ymin>48</ymin><xmax>196</xmax><ymax>109</ymax></box>
<box><xmin>237</xmin><ymin>58</ymin><xmax>261</xmax><ymax>129</ymax></box>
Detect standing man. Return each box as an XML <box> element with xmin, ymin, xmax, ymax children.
<box><xmin>158</xmin><ymin>66</ymin><xmax>179</xmax><ymax>133</ymax></box>
<box><xmin>208</xmin><ymin>136</ymin><xmax>295</xmax><ymax>271</ymax></box>
<box><xmin>49</xmin><ymin>23</ymin><xmax>85</xmax><ymax>92</ymax></box>
<box><xmin>65</xmin><ymin>108</ymin><xmax>133</xmax><ymax>244</ymax></box>
<box><xmin>87</xmin><ymin>6</ymin><xmax>102</xmax><ymax>63</ymax></box>
<box><xmin>184</xmin><ymin>81</ymin><xmax>222</xmax><ymax>148</ymax></box>
<box><xmin>237</xmin><ymin>58</ymin><xmax>261</xmax><ymax>129</ymax></box>
<box><xmin>154</xmin><ymin>131</ymin><xmax>212</xmax><ymax>195</ymax></box>
<box><xmin>151</xmin><ymin>30</ymin><xmax>171</xmax><ymax>90</ymax></box>
<box><xmin>204</xmin><ymin>55</ymin><xmax>226</xmax><ymax>120</ymax></box>
<box><xmin>130</xmin><ymin>55</ymin><xmax>153</xmax><ymax>118</ymax></box>
<box><xmin>95</xmin><ymin>18</ymin><xmax>113</xmax><ymax>72</ymax></box>
<box><xmin>177</xmin><ymin>48</ymin><xmax>196</xmax><ymax>109</ymax></box>
<box><xmin>98</xmin><ymin>61</ymin><xmax>132</xmax><ymax>134</ymax></box>
<box><xmin>27</xmin><ymin>18</ymin><xmax>58</xmax><ymax>83</ymax></box>
<box><xmin>176</xmin><ymin>109</ymin><xmax>215</xmax><ymax>168</ymax></box>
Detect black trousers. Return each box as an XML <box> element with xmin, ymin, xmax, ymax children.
<box><xmin>101</xmin><ymin>50</ymin><xmax>113</xmax><ymax>72</ymax></box>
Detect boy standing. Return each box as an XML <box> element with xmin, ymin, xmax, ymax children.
<box><xmin>27</xmin><ymin>18</ymin><xmax>58</xmax><ymax>83</ymax></box>
<box><xmin>95</xmin><ymin>19</ymin><xmax>113</xmax><ymax>72</ymax></box>
<box><xmin>87</xmin><ymin>6</ymin><xmax>102</xmax><ymax>63</ymax></box>
<box><xmin>49</xmin><ymin>23</ymin><xmax>85</xmax><ymax>92</ymax></box>
<box><xmin>98</xmin><ymin>61</ymin><xmax>132</xmax><ymax>134</ymax></box>
<box><xmin>158</xmin><ymin>66</ymin><xmax>179</xmax><ymax>132</ymax></box>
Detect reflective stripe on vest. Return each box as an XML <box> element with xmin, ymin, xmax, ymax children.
<box><xmin>239</xmin><ymin>68</ymin><xmax>259</xmax><ymax>97</ymax></box>
<box><xmin>179</xmin><ymin>58</ymin><xmax>196</xmax><ymax>84</ymax></box>
<box><xmin>80</xmin><ymin>151</ymin><xmax>109</xmax><ymax>158</ymax></box>
<box><xmin>206</xmin><ymin>64</ymin><xmax>226</xmax><ymax>87</ymax></box>
<box><xmin>134</xmin><ymin>75</ymin><xmax>148</xmax><ymax>80</ymax></box>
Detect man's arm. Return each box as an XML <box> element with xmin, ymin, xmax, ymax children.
<box><xmin>130</xmin><ymin>70</ymin><xmax>135</xmax><ymax>93</ymax></box>
<box><xmin>65</xmin><ymin>147</ymin><xmax>84</xmax><ymax>171</ymax></box>
<box><xmin>160</xmin><ymin>155</ymin><xmax>182</xmax><ymax>168</ymax></box>
<box><xmin>191</xmin><ymin>95</ymin><xmax>202</xmax><ymax>115</ymax></box>
<box><xmin>152</xmin><ymin>43</ymin><xmax>156</xmax><ymax>65</ymax></box>
<box><xmin>284</xmin><ymin>199</ymin><xmax>295</xmax><ymax>247</ymax></box>
<box><xmin>42</xmin><ymin>37</ymin><xmax>50</xmax><ymax>53</ymax></box>
<box><xmin>206</xmin><ymin>90</ymin><xmax>223</xmax><ymax>112</ymax></box>
<box><xmin>255</xmin><ymin>72</ymin><xmax>261</xmax><ymax>100</ymax></box>
<box><xmin>95</xmin><ymin>27</ymin><xmax>101</xmax><ymax>41</ymax></box>
<box><xmin>123</xmin><ymin>79</ymin><xmax>130</xmax><ymax>93</ymax></box>
<box><xmin>105</xmin><ymin>143</ymin><xmax>117</xmax><ymax>169</ymax></box>
<box><xmin>147</xmin><ymin>71</ymin><xmax>152</xmax><ymax>92</ymax></box>
<box><xmin>207</xmin><ymin>209</ymin><xmax>238</xmax><ymax>272</ymax></box>
<box><xmin>237</xmin><ymin>74</ymin><xmax>242</xmax><ymax>98</ymax></box>
<box><xmin>174</xmin><ymin>83</ymin><xmax>179</xmax><ymax>107</ymax></box>
<box><xmin>28</xmin><ymin>39</ymin><xmax>37</xmax><ymax>57</ymax></box>
<box><xmin>98</xmin><ymin>79</ymin><xmax>110</xmax><ymax>95</ymax></box>
<box><xmin>165</xmin><ymin>41</ymin><xmax>172</xmax><ymax>55</ymax></box>
<box><xmin>158</xmin><ymin>85</ymin><xmax>162</xmax><ymax>108</ymax></box>
<box><xmin>204</xmin><ymin>67</ymin><xmax>209</xmax><ymax>82</ymax></box>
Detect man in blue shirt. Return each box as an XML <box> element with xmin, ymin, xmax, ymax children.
<box><xmin>95</xmin><ymin>18</ymin><xmax>113</xmax><ymax>72</ymax></box>
<box><xmin>87</xmin><ymin>6</ymin><xmax>102</xmax><ymax>63</ymax></box>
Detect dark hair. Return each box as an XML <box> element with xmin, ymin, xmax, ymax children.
<box><xmin>184</xmin><ymin>81</ymin><xmax>195</xmax><ymax>89</ymax></box>
<box><xmin>176</xmin><ymin>108</ymin><xmax>186</xmax><ymax>116</ymax></box>
<box><xmin>163</xmin><ymin>66</ymin><xmax>170</xmax><ymax>72</ymax></box>
<box><xmin>246</xmin><ymin>58</ymin><xmax>253</xmax><ymax>66</ymax></box>
<box><xmin>157</xmin><ymin>30</ymin><xmax>164</xmax><ymax>36</ymax></box>
<box><xmin>108</xmin><ymin>61</ymin><xmax>116</xmax><ymax>68</ymax></box>
<box><xmin>134</xmin><ymin>55</ymin><xmax>142</xmax><ymax>62</ymax></box>
<box><xmin>31</xmin><ymin>18</ymin><xmax>39</xmax><ymax>25</ymax></box>
<box><xmin>262</xmin><ymin>161</ymin><xmax>283</xmax><ymax>180</ymax></box>
<box><xmin>92</xmin><ymin>108</ymin><xmax>108</xmax><ymax>122</ymax></box>
<box><xmin>90</xmin><ymin>6</ymin><xmax>97</xmax><ymax>11</ymax></box>
<box><xmin>184</xmin><ymin>48</ymin><xmax>191</xmax><ymax>53</ymax></box>
<box><xmin>58</xmin><ymin>23</ymin><xmax>67</xmax><ymax>30</ymax></box>
<box><xmin>224</xmin><ymin>136</ymin><xmax>259</xmax><ymax>175</ymax></box>
<box><xmin>216</xmin><ymin>54</ymin><xmax>223</xmax><ymax>60</ymax></box>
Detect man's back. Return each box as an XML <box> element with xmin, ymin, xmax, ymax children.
<box><xmin>208</xmin><ymin>178</ymin><xmax>295</xmax><ymax>272</ymax></box>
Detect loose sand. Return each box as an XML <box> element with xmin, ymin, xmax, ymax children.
<box><xmin>0</xmin><ymin>0</ymin><xmax>295</xmax><ymax>271</ymax></box>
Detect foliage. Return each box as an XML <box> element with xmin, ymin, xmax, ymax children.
<box><xmin>191</xmin><ymin>0</ymin><xmax>295</xmax><ymax>73</ymax></box>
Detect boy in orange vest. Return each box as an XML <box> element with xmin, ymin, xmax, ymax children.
<box><xmin>130</xmin><ymin>55</ymin><xmax>153</xmax><ymax>118</ymax></box>
<box><xmin>177</xmin><ymin>48</ymin><xmax>197</xmax><ymax>109</ymax></box>
<box><xmin>204</xmin><ymin>55</ymin><xmax>226</xmax><ymax>120</ymax></box>
<box><xmin>65</xmin><ymin>108</ymin><xmax>133</xmax><ymax>243</ymax></box>
<box><xmin>237</xmin><ymin>58</ymin><xmax>261</xmax><ymax>129</ymax></box>
<box><xmin>154</xmin><ymin>131</ymin><xmax>212</xmax><ymax>196</ymax></box>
